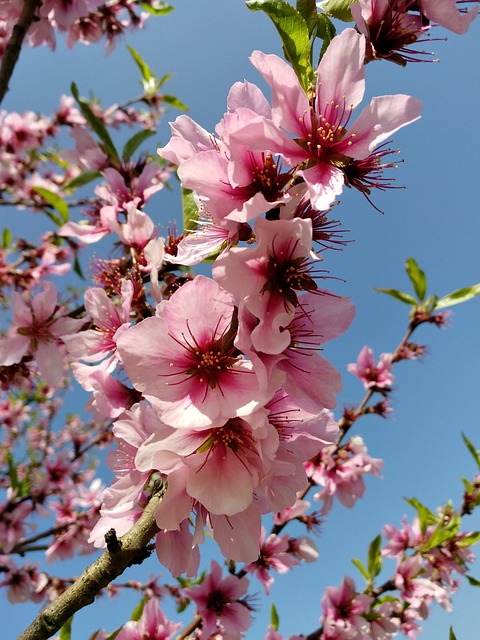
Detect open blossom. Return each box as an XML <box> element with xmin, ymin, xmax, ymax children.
<box><xmin>245</xmin><ymin>527</ymin><xmax>298</xmax><ymax>594</ymax></box>
<box><xmin>160</xmin><ymin>81</ymin><xmax>292</xmax><ymax>225</ymax></box>
<box><xmin>271</xmin><ymin>292</ymin><xmax>355</xmax><ymax>410</ymax></box>
<box><xmin>184</xmin><ymin>560</ymin><xmax>253</xmax><ymax>639</ymax></box>
<box><xmin>308</xmin><ymin>436</ymin><xmax>384</xmax><ymax>514</ymax></box>
<box><xmin>0</xmin><ymin>281</ymin><xmax>84</xmax><ymax>387</ymax></box>
<box><xmin>321</xmin><ymin>576</ymin><xmax>373</xmax><ymax>639</ymax></box>
<box><xmin>228</xmin><ymin>29</ymin><xmax>422</xmax><ymax>209</ymax></box>
<box><xmin>117</xmin><ymin>275</ymin><xmax>271</xmax><ymax>428</ymax></box>
<box><xmin>63</xmin><ymin>279</ymin><xmax>133</xmax><ymax>376</ymax></box>
<box><xmin>115</xmin><ymin>597</ymin><xmax>182</xmax><ymax>640</ymax></box>
<box><xmin>394</xmin><ymin>555</ymin><xmax>452</xmax><ymax>613</ymax></box>
<box><xmin>214</xmin><ymin>216</ymin><xmax>318</xmax><ymax>355</ymax></box>
<box><xmin>351</xmin><ymin>0</ymin><xmax>431</xmax><ymax>65</ymax></box>
<box><xmin>420</xmin><ymin>0</ymin><xmax>478</xmax><ymax>34</ymax></box>
<box><xmin>135</xmin><ymin>408</ymin><xmax>278</xmax><ymax>517</ymax></box>
<box><xmin>347</xmin><ymin>345</ymin><xmax>394</xmax><ymax>389</ymax></box>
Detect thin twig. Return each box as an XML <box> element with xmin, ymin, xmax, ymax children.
<box><xmin>0</xmin><ymin>0</ymin><xmax>42</xmax><ymax>106</ymax></box>
<box><xmin>175</xmin><ymin>614</ymin><xmax>202</xmax><ymax>640</ymax></box>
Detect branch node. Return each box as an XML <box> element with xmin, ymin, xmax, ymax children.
<box><xmin>105</xmin><ymin>528</ymin><xmax>122</xmax><ymax>554</ymax></box>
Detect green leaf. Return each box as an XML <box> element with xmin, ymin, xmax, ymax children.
<box><xmin>405</xmin><ymin>257</ymin><xmax>427</xmax><ymax>301</ymax></box>
<box><xmin>104</xmin><ymin>629</ymin><xmax>122</xmax><ymax>640</ymax></box>
<box><xmin>32</xmin><ymin>187</ymin><xmax>69</xmax><ymax>223</ymax></box>
<box><xmin>122</xmin><ymin>129</ymin><xmax>156</xmax><ymax>162</ymax></box>
<box><xmin>317</xmin><ymin>0</ymin><xmax>354</xmax><ymax>21</ymax></box>
<box><xmin>461</xmin><ymin>433</ymin><xmax>480</xmax><ymax>470</ymax></box>
<box><xmin>161</xmin><ymin>94</ymin><xmax>189</xmax><ymax>111</ymax></box>
<box><xmin>404</xmin><ymin>497</ymin><xmax>437</xmax><ymax>535</ymax></box>
<box><xmin>373</xmin><ymin>288</ymin><xmax>418</xmax><ymax>306</ymax></box>
<box><xmin>455</xmin><ymin>532</ymin><xmax>480</xmax><ymax>548</ymax></box>
<box><xmin>466</xmin><ymin>574</ymin><xmax>480</xmax><ymax>587</ymax></box>
<box><xmin>423</xmin><ymin>294</ymin><xmax>439</xmax><ymax>313</ymax></box>
<box><xmin>422</xmin><ymin>515</ymin><xmax>461</xmax><ymax>551</ymax></box>
<box><xmin>141</xmin><ymin>1</ymin><xmax>174</xmax><ymax>15</ymax></box>
<box><xmin>296</xmin><ymin>0</ymin><xmax>318</xmax><ymax>36</ymax></box>
<box><xmin>449</xmin><ymin>626</ymin><xmax>458</xmax><ymax>640</ymax></box>
<box><xmin>127</xmin><ymin>46</ymin><xmax>158</xmax><ymax>94</ymax></box>
<box><xmin>2</xmin><ymin>227</ymin><xmax>12</xmax><ymax>249</ymax></box>
<box><xmin>246</xmin><ymin>0</ymin><xmax>315</xmax><ymax>91</ymax></box>
<box><xmin>181</xmin><ymin>187</ymin><xmax>199</xmax><ymax>232</ymax></box>
<box><xmin>73</xmin><ymin>254</ymin><xmax>85</xmax><ymax>280</ymax></box>
<box><xmin>71</xmin><ymin>83</ymin><xmax>120</xmax><ymax>165</ymax></box>
<box><xmin>6</xmin><ymin>453</ymin><xmax>19</xmax><ymax>492</ymax></box>
<box><xmin>367</xmin><ymin>534</ymin><xmax>383</xmax><ymax>579</ymax></box>
<box><xmin>64</xmin><ymin>170</ymin><xmax>102</xmax><ymax>191</ymax></box>
<box><xmin>130</xmin><ymin>598</ymin><xmax>146</xmax><ymax>621</ymax></box>
<box><xmin>351</xmin><ymin>557</ymin><xmax>369</xmax><ymax>581</ymax></box>
<box><xmin>270</xmin><ymin>603</ymin><xmax>280</xmax><ymax>631</ymax></box>
<box><xmin>315</xmin><ymin>13</ymin><xmax>336</xmax><ymax>62</ymax></box>
<box><xmin>435</xmin><ymin>284</ymin><xmax>480</xmax><ymax>310</ymax></box>
<box><xmin>59</xmin><ymin>616</ymin><xmax>73</xmax><ymax>640</ymax></box>
<box><xmin>157</xmin><ymin>72</ymin><xmax>172</xmax><ymax>88</ymax></box>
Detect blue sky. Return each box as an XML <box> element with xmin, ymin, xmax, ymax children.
<box><xmin>2</xmin><ymin>1</ymin><xmax>480</xmax><ymax>638</ymax></box>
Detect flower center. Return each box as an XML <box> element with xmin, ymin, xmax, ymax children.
<box><xmin>250</xmin><ymin>152</ymin><xmax>292</xmax><ymax>202</ymax></box>
<box><xmin>191</xmin><ymin>345</ymin><xmax>237</xmax><ymax>389</ymax></box>
<box><xmin>261</xmin><ymin>238</ymin><xmax>318</xmax><ymax>308</ymax></box>
<box><xmin>207</xmin><ymin>589</ymin><xmax>227</xmax><ymax>614</ymax></box>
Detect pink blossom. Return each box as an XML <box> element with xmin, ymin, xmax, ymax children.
<box><xmin>101</xmin><ymin>201</ymin><xmax>155</xmax><ymax>249</ymax></box>
<box><xmin>288</xmin><ymin>536</ymin><xmax>319</xmax><ymax>563</ymax></box>
<box><xmin>347</xmin><ymin>345</ymin><xmax>394</xmax><ymax>389</ymax></box>
<box><xmin>88</xmin><ymin>492</ymin><xmax>147</xmax><ymax>548</ymax></box>
<box><xmin>273</xmin><ymin>498</ymin><xmax>312</xmax><ymax>526</ymax></box>
<box><xmin>115</xmin><ymin>597</ymin><xmax>182</xmax><ymax>640</ymax></box>
<box><xmin>142</xmin><ymin>237</ymin><xmax>166</xmax><ymax>303</ymax></box>
<box><xmin>258</xmin><ymin>391</ymin><xmax>339</xmax><ymax>513</ymax></box>
<box><xmin>135</xmin><ymin>408</ymin><xmax>279</xmax><ymax>517</ymax></box>
<box><xmin>165</xmin><ymin>216</ymin><xmax>240</xmax><ymax>267</ymax></box>
<box><xmin>420</xmin><ymin>0</ymin><xmax>478</xmax><ymax>34</ymax></box>
<box><xmin>382</xmin><ymin>517</ymin><xmax>424</xmax><ymax>558</ymax></box>
<box><xmin>161</xmin><ymin>82</ymin><xmax>292</xmax><ymax>224</ymax></box>
<box><xmin>117</xmin><ymin>275</ymin><xmax>271</xmax><ymax>428</ymax></box>
<box><xmin>321</xmin><ymin>576</ymin><xmax>373</xmax><ymax>639</ymax></box>
<box><xmin>40</xmin><ymin>0</ymin><xmax>104</xmax><ymax>30</ymax></box>
<box><xmin>366</xmin><ymin>602</ymin><xmax>399</xmax><ymax>639</ymax></box>
<box><xmin>245</xmin><ymin>527</ymin><xmax>298</xmax><ymax>594</ymax></box>
<box><xmin>309</xmin><ymin>436</ymin><xmax>384</xmax><ymax>514</ymax></box>
<box><xmin>155</xmin><ymin>519</ymin><xmax>201</xmax><ymax>578</ymax></box>
<box><xmin>229</xmin><ymin>29</ymin><xmax>421</xmax><ymax>209</ymax></box>
<box><xmin>97</xmin><ymin>163</ymin><xmax>167</xmax><ymax>209</ymax></box>
<box><xmin>105</xmin><ymin>402</ymin><xmax>160</xmax><ymax>504</ymax></box>
<box><xmin>351</xmin><ymin>0</ymin><xmax>430</xmax><ymax>65</ymax></box>
<box><xmin>0</xmin><ymin>281</ymin><xmax>84</xmax><ymax>386</ymax></box>
<box><xmin>0</xmin><ymin>498</ymin><xmax>34</xmax><ymax>553</ymax></box>
<box><xmin>214</xmin><ymin>216</ymin><xmax>317</xmax><ymax>355</ymax></box>
<box><xmin>184</xmin><ymin>560</ymin><xmax>253</xmax><ymax>639</ymax></box>
<box><xmin>62</xmin><ymin>126</ymin><xmax>108</xmax><ymax>171</ymax></box>
<box><xmin>264</xmin><ymin>292</ymin><xmax>355</xmax><ymax>410</ymax></box>
<box><xmin>394</xmin><ymin>555</ymin><xmax>452</xmax><ymax>612</ymax></box>
<box><xmin>73</xmin><ymin>365</ymin><xmax>136</xmax><ymax>420</ymax></box>
<box><xmin>0</xmin><ymin>559</ymin><xmax>48</xmax><ymax>604</ymax></box>
<box><xmin>63</xmin><ymin>279</ymin><xmax>133</xmax><ymax>376</ymax></box>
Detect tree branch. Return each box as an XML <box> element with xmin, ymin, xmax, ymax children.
<box><xmin>0</xmin><ymin>0</ymin><xmax>42</xmax><ymax>106</ymax></box>
<box><xmin>16</xmin><ymin>484</ymin><xmax>163</xmax><ymax>640</ymax></box>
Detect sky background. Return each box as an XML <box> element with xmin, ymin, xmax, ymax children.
<box><xmin>2</xmin><ymin>1</ymin><xmax>480</xmax><ymax>639</ymax></box>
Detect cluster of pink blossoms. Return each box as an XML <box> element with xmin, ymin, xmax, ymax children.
<box><xmin>68</xmin><ymin>26</ymin><xmax>427</xmax><ymax>575</ymax></box>
<box><xmin>0</xmin><ymin>0</ymin><xmax>159</xmax><ymax>58</ymax></box>
<box><xmin>1</xmin><ymin>2</ymin><xmax>479</xmax><ymax>639</ymax></box>
<box><xmin>350</xmin><ymin>0</ymin><xmax>478</xmax><ymax>65</ymax></box>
